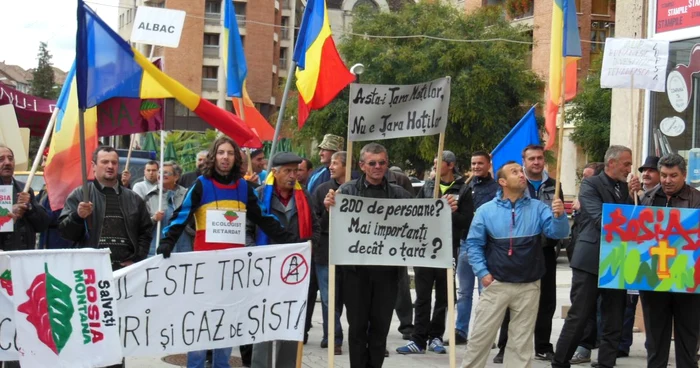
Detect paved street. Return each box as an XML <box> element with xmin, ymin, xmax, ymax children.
<box><xmin>127</xmin><ymin>257</ymin><xmax>658</xmax><ymax>367</ymax></box>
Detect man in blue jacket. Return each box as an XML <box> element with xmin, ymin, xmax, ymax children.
<box><xmin>460</xmin><ymin>161</ymin><xmax>569</xmax><ymax>368</ymax></box>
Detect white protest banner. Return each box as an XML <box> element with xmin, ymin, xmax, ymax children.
<box><xmin>329</xmin><ymin>194</ymin><xmax>452</xmax><ymax>268</ymax></box>
<box><xmin>114</xmin><ymin>242</ymin><xmax>311</xmax><ymax>356</ymax></box>
<box><xmin>347</xmin><ymin>77</ymin><xmax>451</xmax><ymax>141</ymax></box>
<box><xmin>0</xmin><ymin>186</ymin><xmax>13</xmax><ymax>232</ymax></box>
<box><xmin>10</xmin><ymin>249</ymin><xmax>121</xmax><ymax>368</ymax></box>
<box><xmin>0</xmin><ymin>256</ymin><xmax>19</xmax><ymax>361</ymax></box>
<box><xmin>131</xmin><ymin>6</ymin><xmax>187</xmax><ymax>48</ymax></box>
<box><xmin>600</xmin><ymin>38</ymin><xmax>669</xmax><ymax>92</ymax></box>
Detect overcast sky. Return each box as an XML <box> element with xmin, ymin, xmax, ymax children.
<box><xmin>0</xmin><ymin>0</ymin><xmax>119</xmax><ymax>72</ymax></box>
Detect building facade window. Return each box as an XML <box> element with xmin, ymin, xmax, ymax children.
<box><xmin>205</xmin><ymin>0</ymin><xmax>221</xmax><ymax>14</ymax></box>
<box><xmin>202</xmin><ymin>66</ymin><xmax>218</xmax><ymax>79</ymax></box>
<box><xmin>591</xmin><ymin>0</ymin><xmax>609</xmax><ymax>15</ymax></box>
<box><xmin>203</xmin><ymin>33</ymin><xmax>220</xmax><ymax>57</ymax></box>
<box><xmin>589</xmin><ymin>21</ymin><xmax>614</xmax><ymax>53</ymax></box>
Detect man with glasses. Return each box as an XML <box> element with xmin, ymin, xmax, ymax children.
<box><xmin>324</xmin><ymin>143</ymin><xmax>413</xmax><ymax>368</ymax></box>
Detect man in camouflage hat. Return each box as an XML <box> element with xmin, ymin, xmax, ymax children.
<box><xmin>307</xmin><ymin>134</ymin><xmax>344</xmax><ymax>193</ymax></box>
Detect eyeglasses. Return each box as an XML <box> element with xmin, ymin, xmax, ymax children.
<box><xmin>363</xmin><ymin>160</ymin><xmax>387</xmax><ymax>167</ymax></box>
<box><xmin>162</xmin><ymin>172</ymin><xmax>174</xmax><ymax>177</ymax></box>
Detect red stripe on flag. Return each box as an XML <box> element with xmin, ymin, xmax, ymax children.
<box><xmin>193</xmin><ymin>98</ymin><xmax>262</xmax><ymax>148</ymax></box>
<box><xmin>298</xmin><ymin>37</ymin><xmax>355</xmax><ymax>129</ymax></box>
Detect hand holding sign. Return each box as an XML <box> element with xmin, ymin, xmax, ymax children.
<box><xmin>443</xmin><ymin>194</ymin><xmax>457</xmax><ymax>212</ymax></box>
<box><xmin>324</xmin><ymin>189</ymin><xmax>337</xmax><ymax>209</ymax></box>
<box><xmin>552</xmin><ymin>198</ymin><xmax>564</xmax><ymax>218</ymax></box>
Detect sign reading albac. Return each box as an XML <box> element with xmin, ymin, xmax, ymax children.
<box><xmin>131</xmin><ymin>6</ymin><xmax>187</xmax><ymax>48</ymax></box>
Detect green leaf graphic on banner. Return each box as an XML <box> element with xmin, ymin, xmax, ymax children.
<box><xmin>18</xmin><ymin>263</ymin><xmax>74</xmax><ymax>355</ymax></box>
<box><xmin>0</xmin><ymin>269</ymin><xmax>12</xmax><ymax>296</ymax></box>
<box><xmin>140</xmin><ymin>100</ymin><xmax>161</xmax><ymax>120</ymax></box>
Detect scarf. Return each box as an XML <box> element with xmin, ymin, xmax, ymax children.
<box><xmin>257</xmin><ymin>174</ymin><xmax>312</xmax><ymax>245</ymax></box>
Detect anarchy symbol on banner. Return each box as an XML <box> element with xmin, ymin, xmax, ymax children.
<box><xmin>280</xmin><ymin>253</ymin><xmax>309</xmax><ymax>285</ymax></box>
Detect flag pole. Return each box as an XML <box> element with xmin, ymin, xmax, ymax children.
<box><xmin>237</xmin><ymin>98</ymin><xmax>247</xmax><ymax>121</ymax></box>
<box><xmin>267</xmin><ymin>61</ymin><xmax>297</xmax><ymax>172</ymax></box>
<box><xmin>78</xmin><ymin>109</ymin><xmax>90</xmax><ymax>203</ymax></box>
<box><xmin>156</xmin><ymin>130</ymin><xmax>165</xmax><ymax>247</ymax></box>
<box><xmin>124</xmin><ymin>134</ymin><xmax>135</xmax><ymax>171</ymax></box>
<box><xmin>23</xmin><ymin>108</ymin><xmax>58</xmax><ymax>193</ymax></box>
<box><xmin>554</xmin><ymin>57</ymin><xmax>567</xmax><ymax>201</ymax></box>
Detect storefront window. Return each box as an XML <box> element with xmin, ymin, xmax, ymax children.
<box><xmin>648</xmin><ymin>37</ymin><xmax>700</xmax><ymax>185</ymax></box>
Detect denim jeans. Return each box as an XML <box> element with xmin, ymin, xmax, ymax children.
<box><xmin>187</xmin><ymin>348</ymin><xmax>232</xmax><ymax>368</ymax></box>
<box><xmin>315</xmin><ymin>264</ymin><xmax>343</xmax><ymax>344</ymax></box>
<box><xmin>456</xmin><ymin>247</ymin><xmax>479</xmax><ymax>337</ymax></box>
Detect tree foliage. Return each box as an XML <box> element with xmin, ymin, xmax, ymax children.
<box><xmin>30</xmin><ymin>42</ymin><xmax>57</xmax><ymax>100</ymax></box>
<box><xmin>568</xmin><ymin>55</ymin><xmax>611</xmax><ymax>162</ymax></box>
<box><xmin>292</xmin><ymin>3</ymin><xmax>543</xmax><ymax>176</ymax></box>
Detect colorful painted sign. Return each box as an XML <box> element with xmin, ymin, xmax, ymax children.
<box><xmin>599</xmin><ymin>203</ymin><xmax>700</xmax><ymax>293</ymax></box>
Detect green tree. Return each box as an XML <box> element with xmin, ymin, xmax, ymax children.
<box><xmin>30</xmin><ymin>42</ymin><xmax>57</xmax><ymax>99</ymax></box>
<box><xmin>291</xmin><ymin>3</ymin><xmax>543</xmax><ymax>176</ymax></box>
<box><xmin>568</xmin><ymin>55</ymin><xmax>611</xmax><ymax>162</ymax></box>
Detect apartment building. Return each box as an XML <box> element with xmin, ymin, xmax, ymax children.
<box><xmin>117</xmin><ymin>0</ymin><xmax>299</xmax><ymax>125</ymax></box>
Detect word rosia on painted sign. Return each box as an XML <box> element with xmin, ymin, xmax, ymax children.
<box><xmin>599</xmin><ymin>204</ymin><xmax>700</xmax><ymax>293</ymax></box>
<box><xmin>347</xmin><ymin>77</ymin><xmax>451</xmax><ymax>141</ymax></box>
<box><xmin>114</xmin><ymin>242</ymin><xmax>310</xmax><ymax>356</ymax></box>
<box><xmin>600</xmin><ymin>38</ymin><xmax>669</xmax><ymax>92</ymax></box>
<box><xmin>330</xmin><ymin>194</ymin><xmax>453</xmax><ymax>268</ymax></box>
<box><xmin>9</xmin><ymin>249</ymin><xmax>122</xmax><ymax>368</ymax></box>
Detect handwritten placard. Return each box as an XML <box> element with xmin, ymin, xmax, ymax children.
<box><xmin>113</xmin><ymin>242</ymin><xmax>310</xmax><ymax>356</ymax></box>
<box><xmin>329</xmin><ymin>194</ymin><xmax>452</xmax><ymax>268</ymax></box>
<box><xmin>600</xmin><ymin>38</ymin><xmax>669</xmax><ymax>92</ymax></box>
<box><xmin>599</xmin><ymin>204</ymin><xmax>700</xmax><ymax>293</ymax></box>
<box><xmin>347</xmin><ymin>78</ymin><xmax>451</xmax><ymax>141</ymax></box>
<box><xmin>0</xmin><ymin>186</ymin><xmax>13</xmax><ymax>233</ymax></box>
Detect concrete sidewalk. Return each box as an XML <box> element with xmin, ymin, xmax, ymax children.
<box><xmin>126</xmin><ymin>258</ymin><xmax>661</xmax><ymax>367</ymax></box>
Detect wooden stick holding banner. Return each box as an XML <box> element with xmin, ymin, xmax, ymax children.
<box><xmin>432</xmin><ymin>132</ymin><xmax>456</xmax><ymax>368</ymax></box>
<box><xmin>23</xmin><ymin>108</ymin><xmax>57</xmax><ymax>193</ymax></box>
<box><xmin>296</xmin><ymin>340</ymin><xmax>304</xmax><ymax>368</ymax></box>
<box><xmin>631</xmin><ymin>73</ymin><xmax>638</xmax><ymax>205</ymax></box>
<box><xmin>328</xmin><ymin>209</ymin><xmax>337</xmax><ymax>367</ymax></box>
<box><xmin>78</xmin><ymin>110</ymin><xmax>90</xmax><ymax>202</ymax></box>
<box><xmin>124</xmin><ymin>134</ymin><xmax>135</xmax><ymax>171</ymax></box>
<box><xmin>155</xmin><ymin>131</ymin><xmax>165</xmax><ymax>248</ymax></box>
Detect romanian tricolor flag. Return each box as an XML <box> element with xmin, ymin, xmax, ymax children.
<box><xmin>74</xmin><ymin>0</ymin><xmax>261</xmax><ymax>148</ymax></box>
<box><xmin>223</xmin><ymin>0</ymin><xmax>246</xmax><ymax>98</ymax></box>
<box><xmin>293</xmin><ymin>0</ymin><xmax>355</xmax><ymax>128</ymax></box>
<box><xmin>544</xmin><ymin>0</ymin><xmax>582</xmax><ymax>150</ymax></box>
<box><xmin>233</xmin><ymin>88</ymin><xmax>276</xmax><ymax>141</ymax></box>
<box><xmin>44</xmin><ymin>64</ymin><xmax>99</xmax><ymax>210</ymax></box>
<box><xmin>255</xmin><ymin>174</ymin><xmax>312</xmax><ymax>245</ymax></box>
<box><xmin>223</xmin><ymin>0</ymin><xmax>275</xmax><ymax>141</ymax></box>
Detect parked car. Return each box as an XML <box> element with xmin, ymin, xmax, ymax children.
<box><xmin>14</xmin><ymin>171</ymin><xmax>45</xmax><ymax>196</ymax></box>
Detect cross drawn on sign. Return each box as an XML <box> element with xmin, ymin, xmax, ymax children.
<box><xmin>280</xmin><ymin>253</ymin><xmax>309</xmax><ymax>285</ymax></box>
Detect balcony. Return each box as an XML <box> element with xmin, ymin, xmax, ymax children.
<box><xmin>506</xmin><ymin>0</ymin><xmax>534</xmax><ymax>20</ymax></box>
<box><xmin>205</xmin><ymin>12</ymin><xmax>220</xmax><ymax>25</ymax></box>
<box><xmin>281</xmin><ymin>27</ymin><xmax>290</xmax><ymax>40</ymax></box>
<box><xmin>203</xmin><ymin>45</ymin><xmax>219</xmax><ymax>58</ymax></box>
<box><xmin>202</xmin><ymin>79</ymin><xmax>218</xmax><ymax>91</ymax></box>
<box><xmin>282</xmin><ymin>0</ymin><xmax>292</xmax><ymax>9</ymax></box>
<box><xmin>237</xmin><ymin>14</ymin><xmax>246</xmax><ymax>27</ymax></box>
<box><xmin>280</xmin><ymin>57</ymin><xmax>288</xmax><ymax>69</ymax></box>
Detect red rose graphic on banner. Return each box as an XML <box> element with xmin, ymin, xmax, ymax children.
<box><xmin>17</xmin><ymin>263</ymin><xmax>74</xmax><ymax>355</ymax></box>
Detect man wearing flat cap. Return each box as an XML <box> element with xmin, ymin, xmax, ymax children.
<box><xmin>247</xmin><ymin>152</ymin><xmax>321</xmax><ymax>368</ymax></box>
<box><xmin>307</xmin><ymin>134</ymin><xmax>345</xmax><ymax>194</ymax></box>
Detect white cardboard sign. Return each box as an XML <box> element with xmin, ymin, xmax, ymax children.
<box><xmin>329</xmin><ymin>194</ymin><xmax>453</xmax><ymax>268</ymax></box>
<box><xmin>113</xmin><ymin>243</ymin><xmax>311</xmax><ymax>356</ymax></box>
<box><xmin>347</xmin><ymin>78</ymin><xmax>451</xmax><ymax>141</ymax></box>
<box><xmin>600</xmin><ymin>38</ymin><xmax>669</xmax><ymax>92</ymax></box>
<box><xmin>131</xmin><ymin>6</ymin><xmax>187</xmax><ymax>48</ymax></box>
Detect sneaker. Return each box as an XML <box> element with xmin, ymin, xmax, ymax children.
<box><xmin>396</xmin><ymin>341</ymin><xmax>426</xmax><ymax>354</ymax></box>
<box><xmin>428</xmin><ymin>338</ymin><xmax>447</xmax><ymax>354</ymax></box>
<box><xmin>444</xmin><ymin>333</ymin><xmax>468</xmax><ymax>346</ymax></box>
<box><xmin>570</xmin><ymin>351</ymin><xmax>591</xmax><ymax>364</ymax></box>
<box><xmin>535</xmin><ymin>352</ymin><xmax>554</xmax><ymax>360</ymax></box>
<box><xmin>493</xmin><ymin>349</ymin><xmax>504</xmax><ymax>364</ymax></box>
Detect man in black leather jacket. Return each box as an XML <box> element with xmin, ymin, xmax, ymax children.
<box><xmin>59</xmin><ymin>146</ymin><xmax>153</xmax><ymax>271</ymax></box>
